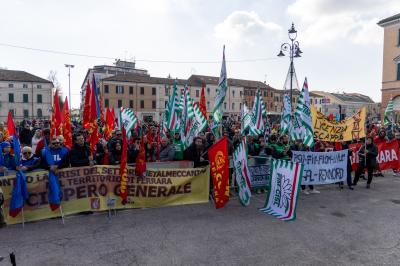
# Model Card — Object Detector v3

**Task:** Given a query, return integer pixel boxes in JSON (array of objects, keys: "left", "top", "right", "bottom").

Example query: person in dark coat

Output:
[
  {"left": 70, "top": 134, "right": 94, "bottom": 167},
  {"left": 339, "top": 142, "right": 354, "bottom": 190},
  {"left": 184, "top": 137, "right": 208, "bottom": 167},
  {"left": 353, "top": 136, "right": 378, "bottom": 188},
  {"left": 127, "top": 138, "right": 140, "bottom": 164},
  {"left": 109, "top": 140, "right": 122, "bottom": 165},
  {"left": 19, "top": 123, "right": 33, "bottom": 146}
]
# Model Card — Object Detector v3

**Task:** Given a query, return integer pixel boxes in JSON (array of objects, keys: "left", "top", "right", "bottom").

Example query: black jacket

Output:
[
  {"left": 358, "top": 143, "right": 378, "bottom": 168},
  {"left": 19, "top": 128, "right": 33, "bottom": 146},
  {"left": 184, "top": 144, "right": 209, "bottom": 168},
  {"left": 70, "top": 143, "right": 92, "bottom": 167},
  {"left": 109, "top": 150, "right": 122, "bottom": 165}
]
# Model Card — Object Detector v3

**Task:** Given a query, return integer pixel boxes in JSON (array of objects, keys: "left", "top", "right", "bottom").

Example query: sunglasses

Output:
[
  {"left": 23, "top": 152, "right": 32, "bottom": 155},
  {"left": 52, "top": 142, "right": 59, "bottom": 145}
]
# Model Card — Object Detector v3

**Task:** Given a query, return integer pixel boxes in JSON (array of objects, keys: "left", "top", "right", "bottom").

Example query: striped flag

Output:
[
  {"left": 120, "top": 108, "right": 138, "bottom": 138},
  {"left": 233, "top": 137, "right": 252, "bottom": 206},
  {"left": 180, "top": 86, "right": 195, "bottom": 148},
  {"left": 280, "top": 94, "right": 291, "bottom": 135},
  {"left": 299, "top": 78, "right": 314, "bottom": 147},
  {"left": 248, "top": 89, "right": 266, "bottom": 136},
  {"left": 240, "top": 103, "right": 252, "bottom": 135},
  {"left": 384, "top": 98, "right": 394, "bottom": 126},
  {"left": 212, "top": 45, "right": 228, "bottom": 130},
  {"left": 166, "top": 81, "right": 180, "bottom": 130}
]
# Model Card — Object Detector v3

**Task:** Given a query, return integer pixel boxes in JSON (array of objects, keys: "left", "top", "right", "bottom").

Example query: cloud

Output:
[
  {"left": 214, "top": 11, "right": 282, "bottom": 45},
  {"left": 287, "top": 0, "right": 400, "bottom": 46}
]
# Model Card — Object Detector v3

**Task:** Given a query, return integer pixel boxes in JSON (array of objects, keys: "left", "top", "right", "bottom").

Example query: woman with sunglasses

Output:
[{"left": 20, "top": 146, "right": 40, "bottom": 172}]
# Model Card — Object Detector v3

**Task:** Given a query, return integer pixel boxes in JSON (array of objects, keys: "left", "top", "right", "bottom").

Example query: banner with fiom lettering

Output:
[{"left": 292, "top": 150, "right": 348, "bottom": 185}]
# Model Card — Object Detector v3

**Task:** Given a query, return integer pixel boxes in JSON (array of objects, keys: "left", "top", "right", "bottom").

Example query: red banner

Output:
[
  {"left": 377, "top": 140, "right": 400, "bottom": 170},
  {"left": 208, "top": 136, "right": 229, "bottom": 209},
  {"left": 349, "top": 143, "right": 362, "bottom": 171},
  {"left": 350, "top": 140, "right": 400, "bottom": 171}
]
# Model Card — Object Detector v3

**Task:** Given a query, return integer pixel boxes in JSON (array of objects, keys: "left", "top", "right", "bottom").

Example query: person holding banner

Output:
[
  {"left": 353, "top": 136, "right": 378, "bottom": 189},
  {"left": 339, "top": 142, "right": 354, "bottom": 190}
]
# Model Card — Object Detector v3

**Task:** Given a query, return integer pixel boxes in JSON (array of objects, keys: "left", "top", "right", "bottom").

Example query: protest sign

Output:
[
  {"left": 292, "top": 150, "right": 348, "bottom": 185},
  {"left": 259, "top": 159, "right": 303, "bottom": 221},
  {"left": 311, "top": 106, "right": 366, "bottom": 142},
  {"left": 248, "top": 156, "right": 270, "bottom": 189},
  {"left": 0, "top": 165, "right": 210, "bottom": 225},
  {"left": 349, "top": 143, "right": 362, "bottom": 171}
]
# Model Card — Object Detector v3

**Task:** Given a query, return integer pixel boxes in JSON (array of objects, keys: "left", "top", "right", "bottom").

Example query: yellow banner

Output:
[
  {"left": 0, "top": 165, "right": 210, "bottom": 225},
  {"left": 311, "top": 106, "right": 366, "bottom": 142}
]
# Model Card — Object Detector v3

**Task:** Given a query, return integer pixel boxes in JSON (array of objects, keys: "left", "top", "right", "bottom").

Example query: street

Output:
[{"left": 1, "top": 174, "right": 400, "bottom": 266}]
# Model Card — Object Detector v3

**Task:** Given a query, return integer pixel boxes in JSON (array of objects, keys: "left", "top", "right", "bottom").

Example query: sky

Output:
[{"left": 0, "top": 0, "right": 399, "bottom": 108}]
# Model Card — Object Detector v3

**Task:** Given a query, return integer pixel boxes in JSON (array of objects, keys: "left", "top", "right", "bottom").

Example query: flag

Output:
[
  {"left": 240, "top": 104, "right": 252, "bottom": 135},
  {"left": 212, "top": 45, "right": 228, "bottom": 123},
  {"left": 120, "top": 108, "right": 138, "bottom": 138},
  {"left": 208, "top": 137, "right": 229, "bottom": 209},
  {"left": 248, "top": 89, "right": 266, "bottom": 136},
  {"left": 89, "top": 80, "right": 99, "bottom": 153},
  {"left": 104, "top": 108, "right": 113, "bottom": 140},
  {"left": 199, "top": 81, "right": 207, "bottom": 118},
  {"left": 98, "top": 88, "right": 105, "bottom": 124},
  {"left": 280, "top": 94, "right": 291, "bottom": 134},
  {"left": 119, "top": 125, "right": 129, "bottom": 204},
  {"left": 50, "top": 90, "right": 62, "bottom": 138},
  {"left": 8, "top": 111, "right": 29, "bottom": 217},
  {"left": 62, "top": 97, "right": 72, "bottom": 149},
  {"left": 44, "top": 139, "right": 62, "bottom": 210},
  {"left": 184, "top": 97, "right": 208, "bottom": 148},
  {"left": 111, "top": 108, "right": 116, "bottom": 130},
  {"left": 299, "top": 78, "right": 314, "bottom": 147},
  {"left": 166, "top": 81, "right": 179, "bottom": 130},
  {"left": 180, "top": 86, "right": 195, "bottom": 148},
  {"left": 83, "top": 80, "right": 91, "bottom": 129},
  {"left": 160, "top": 112, "right": 168, "bottom": 139},
  {"left": 232, "top": 138, "right": 252, "bottom": 206},
  {"left": 135, "top": 132, "right": 146, "bottom": 177},
  {"left": 259, "top": 159, "right": 303, "bottom": 221},
  {"left": 384, "top": 98, "right": 394, "bottom": 126},
  {"left": 92, "top": 74, "right": 101, "bottom": 118}
]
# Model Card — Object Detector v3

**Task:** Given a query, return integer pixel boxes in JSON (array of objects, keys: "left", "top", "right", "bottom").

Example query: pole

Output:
[{"left": 68, "top": 67, "right": 71, "bottom": 114}]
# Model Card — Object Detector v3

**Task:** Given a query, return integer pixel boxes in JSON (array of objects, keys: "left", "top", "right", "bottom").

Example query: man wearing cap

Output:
[
  {"left": 0, "top": 142, "right": 16, "bottom": 176},
  {"left": 173, "top": 132, "right": 184, "bottom": 161},
  {"left": 40, "top": 137, "right": 69, "bottom": 171},
  {"left": 20, "top": 146, "right": 40, "bottom": 172},
  {"left": 159, "top": 137, "right": 175, "bottom": 162}
]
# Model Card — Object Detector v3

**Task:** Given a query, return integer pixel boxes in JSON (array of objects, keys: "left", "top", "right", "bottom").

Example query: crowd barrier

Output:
[{"left": 0, "top": 164, "right": 209, "bottom": 225}]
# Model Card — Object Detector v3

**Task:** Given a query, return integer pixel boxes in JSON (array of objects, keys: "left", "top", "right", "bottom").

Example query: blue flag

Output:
[
  {"left": 92, "top": 74, "right": 100, "bottom": 117},
  {"left": 45, "top": 139, "right": 62, "bottom": 211}
]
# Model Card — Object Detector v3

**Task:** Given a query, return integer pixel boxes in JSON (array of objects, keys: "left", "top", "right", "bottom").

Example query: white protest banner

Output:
[{"left": 291, "top": 150, "right": 348, "bottom": 185}]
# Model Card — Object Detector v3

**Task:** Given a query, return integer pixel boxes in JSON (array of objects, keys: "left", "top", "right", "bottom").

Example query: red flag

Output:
[
  {"left": 50, "top": 90, "right": 62, "bottom": 138},
  {"left": 83, "top": 80, "right": 91, "bottom": 129},
  {"left": 104, "top": 108, "right": 112, "bottom": 140},
  {"left": 63, "top": 97, "right": 72, "bottom": 149},
  {"left": 349, "top": 143, "right": 362, "bottom": 171},
  {"left": 7, "top": 111, "right": 16, "bottom": 137},
  {"left": 208, "top": 136, "right": 229, "bottom": 209},
  {"left": 89, "top": 81, "right": 99, "bottom": 153},
  {"left": 119, "top": 125, "right": 129, "bottom": 204},
  {"left": 111, "top": 108, "right": 116, "bottom": 130},
  {"left": 98, "top": 90, "right": 105, "bottom": 124},
  {"left": 135, "top": 132, "right": 146, "bottom": 177},
  {"left": 377, "top": 140, "right": 400, "bottom": 171},
  {"left": 199, "top": 81, "right": 207, "bottom": 118}
]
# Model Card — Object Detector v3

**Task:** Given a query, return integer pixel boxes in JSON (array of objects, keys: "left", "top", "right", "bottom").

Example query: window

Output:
[
  {"left": 116, "top": 85, "right": 124, "bottom": 94},
  {"left": 232, "top": 90, "right": 235, "bottom": 97},
  {"left": 23, "top": 94, "right": 28, "bottom": 103},
  {"left": 152, "top": 101, "right": 156, "bottom": 109},
  {"left": 9, "top": 109, "right": 14, "bottom": 117},
  {"left": 165, "top": 86, "right": 169, "bottom": 96},
  {"left": 207, "top": 101, "right": 210, "bottom": 109},
  {"left": 270, "top": 102, "right": 273, "bottom": 109},
  {"left": 232, "top": 103, "right": 235, "bottom": 110},
  {"left": 274, "top": 106, "right": 277, "bottom": 112},
  {"left": 264, "top": 91, "right": 267, "bottom": 97},
  {"left": 165, "top": 101, "right": 168, "bottom": 108},
  {"left": 397, "top": 63, "right": 400, "bottom": 81},
  {"left": 129, "top": 100, "right": 134, "bottom": 108},
  {"left": 239, "top": 103, "right": 242, "bottom": 110},
  {"left": 23, "top": 109, "right": 29, "bottom": 118},
  {"left": 140, "top": 87, "right": 144, "bottom": 95},
  {"left": 129, "top": 86, "right": 133, "bottom": 95},
  {"left": 207, "top": 87, "right": 210, "bottom": 96},
  {"left": 224, "top": 102, "right": 227, "bottom": 110},
  {"left": 118, "top": 100, "right": 122, "bottom": 108},
  {"left": 140, "top": 100, "right": 144, "bottom": 108},
  {"left": 8, "top": 84, "right": 13, "bottom": 88},
  {"left": 23, "top": 84, "right": 28, "bottom": 89},
  {"left": 8, "top": 93, "right": 14, "bottom": 103},
  {"left": 37, "top": 84, "right": 42, "bottom": 89},
  {"left": 152, "top": 87, "right": 156, "bottom": 95},
  {"left": 104, "top": 85, "right": 109, "bottom": 93},
  {"left": 196, "top": 90, "right": 199, "bottom": 97},
  {"left": 105, "top": 99, "right": 109, "bottom": 107},
  {"left": 37, "top": 108, "right": 42, "bottom": 117},
  {"left": 240, "top": 91, "right": 243, "bottom": 97},
  {"left": 37, "top": 94, "right": 42, "bottom": 103}
]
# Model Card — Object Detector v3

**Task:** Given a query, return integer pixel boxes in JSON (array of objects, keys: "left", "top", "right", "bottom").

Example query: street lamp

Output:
[
  {"left": 64, "top": 64, "right": 74, "bottom": 113},
  {"left": 277, "top": 23, "right": 302, "bottom": 112}
]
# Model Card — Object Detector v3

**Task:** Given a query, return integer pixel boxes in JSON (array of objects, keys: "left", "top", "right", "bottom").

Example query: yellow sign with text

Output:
[
  {"left": 0, "top": 165, "right": 210, "bottom": 225},
  {"left": 311, "top": 106, "right": 366, "bottom": 142}
]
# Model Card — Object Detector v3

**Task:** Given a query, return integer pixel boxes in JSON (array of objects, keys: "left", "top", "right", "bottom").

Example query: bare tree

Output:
[{"left": 48, "top": 70, "right": 62, "bottom": 90}]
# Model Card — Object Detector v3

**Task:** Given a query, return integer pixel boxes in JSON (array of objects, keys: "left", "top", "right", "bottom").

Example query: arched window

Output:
[{"left": 37, "top": 108, "right": 43, "bottom": 117}]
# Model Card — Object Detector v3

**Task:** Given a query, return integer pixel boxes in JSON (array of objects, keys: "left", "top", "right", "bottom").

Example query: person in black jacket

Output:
[
  {"left": 353, "top": 137, "right": 378, "bottom": 189},
  {"left": 19, "top": 123, "right": 33, "bottom": 146},
  {"left": 70, "top": 134, "right": 94, "bottom": 167},
  {"left": 109, "top": 140, "right": 122, "bottom": 165},
  {"left": 339, "top": 142, "right": 354, "bottom": 190},
  {"left": 184, "top": 137, "right": 209, "bottom": 167}
]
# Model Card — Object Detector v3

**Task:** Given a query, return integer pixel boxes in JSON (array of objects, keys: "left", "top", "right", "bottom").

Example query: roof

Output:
[
  {"left": 187, "top": 74, "right": 276, "bottom": 89},
  {"left": 330, "top": 93, "right": 374, "bottom": 103},
  {"left": 0, "top": 69, "right": 52, "bottom": 83},
  {"left": 378, "top": 13, "right": 400, "bottom": 26},
  {"left": 103, "top": 73, "right": 187, "bottom": 86}
]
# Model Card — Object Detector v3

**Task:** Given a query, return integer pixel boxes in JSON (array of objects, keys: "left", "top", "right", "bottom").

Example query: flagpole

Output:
[
  {"left": 59, "top": 205, "right": 65, "bottom": 225},
  {"left": 21, "top": 207, "right": 25, "bottom": 229}
]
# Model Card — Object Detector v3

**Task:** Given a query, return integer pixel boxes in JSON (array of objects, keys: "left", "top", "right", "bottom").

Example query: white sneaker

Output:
[
  {"left": 309, "top": 189, "right": 320, "bottom": 194},
  {"left": 302, "top": 190, "right": 310, "bottom": 195}
]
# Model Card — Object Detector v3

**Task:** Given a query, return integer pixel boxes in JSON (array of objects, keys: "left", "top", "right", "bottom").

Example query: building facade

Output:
[
  {"left": 0, "top": 69, "right": 53, "bottom": 121},
  {"left": 378, "top": 13, "right": 400, "bottom": 121}
]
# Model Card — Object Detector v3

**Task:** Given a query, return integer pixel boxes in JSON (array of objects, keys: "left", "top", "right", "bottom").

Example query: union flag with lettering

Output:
[
  {"left": 208, "top": 136, "right": 229, "bottom": 209},
  {"left": 376, "top": 140, "right": 400, "bottom": 171}
]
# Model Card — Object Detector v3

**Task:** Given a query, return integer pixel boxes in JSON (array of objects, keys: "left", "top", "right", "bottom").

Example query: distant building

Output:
[
  {"left": 0, "top": 69, "right": 53, "bottom": 121},
  {"left": 378, "top": 13, "right": 400, "bottom": 121}
]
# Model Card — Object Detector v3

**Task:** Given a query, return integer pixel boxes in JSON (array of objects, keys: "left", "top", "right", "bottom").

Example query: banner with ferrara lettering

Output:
[
  {"left": 0, "top": 165, "right": 210, "bottom": 225},
  {"left": 292, "top": 150, "right": 348, "bottom": 185}
]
